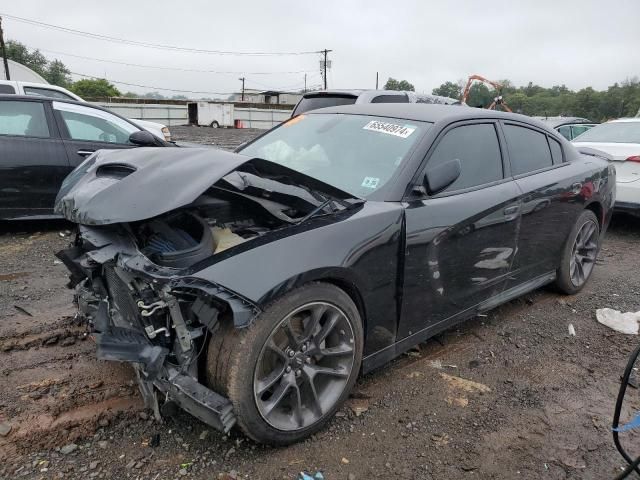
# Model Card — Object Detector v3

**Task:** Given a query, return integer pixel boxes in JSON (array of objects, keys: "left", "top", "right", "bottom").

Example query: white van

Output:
[{"left": 0, "top": 80, "right": 171, "bottom": 141}]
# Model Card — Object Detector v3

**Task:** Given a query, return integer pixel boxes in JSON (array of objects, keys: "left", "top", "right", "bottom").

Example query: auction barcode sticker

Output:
[{"left": 363, "top": 121, "right": 416, "bottom": 138}]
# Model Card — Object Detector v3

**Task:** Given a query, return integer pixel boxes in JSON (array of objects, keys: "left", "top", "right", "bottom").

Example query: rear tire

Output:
[
  {"left": 206, "top": 282, "right": 363, "bottom": 445},
  {"left": 210, "top": 121, "right": 219, "bottom": 128},
  {"left": 555, "top": 209, "right": 600, "bottom": 294}
]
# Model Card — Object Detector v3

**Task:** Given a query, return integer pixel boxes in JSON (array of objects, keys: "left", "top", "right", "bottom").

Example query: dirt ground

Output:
[{"left": 2, "top": 126, "right": 640, "bottom": 479}]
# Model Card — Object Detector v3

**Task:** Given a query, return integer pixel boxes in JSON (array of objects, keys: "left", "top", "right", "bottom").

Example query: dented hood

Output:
[{"left": 55, "top": 147, "right": 358, "bottom": 225}]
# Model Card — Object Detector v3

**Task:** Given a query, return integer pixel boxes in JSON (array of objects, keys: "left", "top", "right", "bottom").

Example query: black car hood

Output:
[{"left": 54, "top": 147, "right": 358, "bottom": 225}]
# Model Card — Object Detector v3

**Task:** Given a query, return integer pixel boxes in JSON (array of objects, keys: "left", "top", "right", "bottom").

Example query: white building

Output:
[{"left": 229, "top": 89, "right": 302, "bottom": 105}]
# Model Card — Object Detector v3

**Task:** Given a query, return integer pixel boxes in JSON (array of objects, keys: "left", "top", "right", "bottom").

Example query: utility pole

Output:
[
  {"left": 0, "top": 17, "right": 10, "bottom": 81},
  {"left": 322, "top": 49, "right": 332, "bottom": 90},
  {"left": 304, "top": 73, "right": 307, "bottom": 93},
  {"left": 238, "top": 77, "right": 245, "bottom": 101},
  {"left": 376, "top": 72, "right": 379, "bottom": 89}
]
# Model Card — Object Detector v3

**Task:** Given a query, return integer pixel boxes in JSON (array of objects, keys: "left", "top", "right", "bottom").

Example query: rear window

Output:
[
  {"left": 371, "top": 94, "right": 408, "bottom": 103},
  {"left": 24, "top": 86, "right": 76, "bottom": 101},
  {"left": 573, "top": 122, "right": 640, "bottom": 143},
  {"left": 0, "top": 84, "right": 16, "bottom": 94},
  {"left": 292, "top": 95, "right": 357, "bottom": 116}
]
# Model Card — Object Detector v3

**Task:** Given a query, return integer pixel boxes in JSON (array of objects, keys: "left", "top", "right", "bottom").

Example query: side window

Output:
[
  {"left": 426, "top": 123, "right": 503, "bottom": 192},
  {"left": 503, "top": 124, "right": 553, "bottom": 175},
  {"left": 24, "top": 86, "right": 76, "bottom": 101},
  {"left": 0, "top": 84, "right": 16, "bottom": 94},
  {"left": 548, "top": 137, "right": 563, "bottom": 164},
  {"left": 53, "top": 101, "right": 138, "bottom": 144},
  {"left": 0, "top": 100, "right": 50, "bottom": 137},
  {"left": 571, "top": 125, "right": 591, "bottom": 139},
  {"left": 557, "top": 125, "right": 572, "bottom": 140},
  {"left": 371, "top": 94, "right": 409, "bottom": 104}
]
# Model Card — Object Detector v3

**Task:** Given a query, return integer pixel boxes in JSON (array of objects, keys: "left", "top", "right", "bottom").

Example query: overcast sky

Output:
[{"left": 2, "top": 0, "right": 639, "bottom": 97}]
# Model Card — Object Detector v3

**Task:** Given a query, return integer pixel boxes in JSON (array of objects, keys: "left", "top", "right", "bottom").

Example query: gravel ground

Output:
[{"left": 1, "top": 127, "right": 640, "bottom": 479}]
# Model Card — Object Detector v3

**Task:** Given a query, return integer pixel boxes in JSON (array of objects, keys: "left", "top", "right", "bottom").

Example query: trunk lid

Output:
[{"left": 573, "top": 141, "right": 640, "bottom": 183}]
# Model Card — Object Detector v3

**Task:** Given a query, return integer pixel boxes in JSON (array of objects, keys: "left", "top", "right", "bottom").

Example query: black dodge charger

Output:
[{"left": 55, "top": 104, "right": 614, "bottom": 445}]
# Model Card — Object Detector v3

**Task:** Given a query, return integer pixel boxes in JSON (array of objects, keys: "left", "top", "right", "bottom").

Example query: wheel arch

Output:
[
  {"left": 255, "top": 268, "right": 369, "bottom": 335},
  {"left": 585, "top": 200, "right": 603, "bottom": 228}
]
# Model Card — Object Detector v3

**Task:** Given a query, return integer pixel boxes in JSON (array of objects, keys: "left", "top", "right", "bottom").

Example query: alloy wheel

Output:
[
  {"left": 569, "top": 219, "right": 598, "bottom": 287},
  {"left": 253, "top": 302, "right": 356, "bottom": 431}
]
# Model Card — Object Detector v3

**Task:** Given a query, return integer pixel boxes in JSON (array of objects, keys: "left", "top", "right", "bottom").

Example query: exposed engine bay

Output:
[{"left": 53, "top": 147, "right": 363, "bottom": 435}]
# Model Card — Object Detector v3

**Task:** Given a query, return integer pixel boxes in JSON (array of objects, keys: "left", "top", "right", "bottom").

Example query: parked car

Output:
[
  {"left": 55, "top": 104, "right": 613, "bottom": 445},
  {"left": 534, "top": 116, "right": 597, "bottom": 140},
  {"left": 291, "top": 89, "right": 460, "bottom": 116},
  {"left": 0, "top": 95, "right": 171, "bottom": 220},
  {"left": 572, "top": 118, "right": 640, "bottom": 216},
  {"left": 0, "top": 80, "right": 171, "bottom": 141}
]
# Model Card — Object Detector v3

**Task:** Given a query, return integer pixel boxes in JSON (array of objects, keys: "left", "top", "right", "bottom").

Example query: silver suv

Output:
[{"left": 291, "top": 89, "right": 460, "bottom": 116}]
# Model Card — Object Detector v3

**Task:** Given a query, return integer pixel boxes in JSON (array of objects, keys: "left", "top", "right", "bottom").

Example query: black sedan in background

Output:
[
  {"left": 55, "top": 104, "right": 614, "bottom": 445},
  {"left": 0, "top": 95, "right": 167, "bottom": 220}
]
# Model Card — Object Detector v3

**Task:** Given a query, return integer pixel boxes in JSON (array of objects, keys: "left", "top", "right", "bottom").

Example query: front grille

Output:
[{"left": 104, "top": 266, "right": 142, "bottom": 329}]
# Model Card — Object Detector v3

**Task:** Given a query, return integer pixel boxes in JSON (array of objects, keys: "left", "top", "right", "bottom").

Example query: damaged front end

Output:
[
  {"left": 54, "top": 147, "right": 362, "bottom": 433},
  {"left": 58, "top": 224, "right": 258, "bottom": 433}
]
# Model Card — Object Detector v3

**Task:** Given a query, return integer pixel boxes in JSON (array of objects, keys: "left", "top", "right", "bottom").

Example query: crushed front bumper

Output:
[{"left": 57, "top": 226, "right": 260, "bottom": 434}]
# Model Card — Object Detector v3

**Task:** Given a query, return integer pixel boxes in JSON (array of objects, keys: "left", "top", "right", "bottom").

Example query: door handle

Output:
[
  {"left": 77, "top": 149, "right": 95, "bottom": 157},
  {"left": 503, "top": 205, "right": 520, "bottom": 215}
]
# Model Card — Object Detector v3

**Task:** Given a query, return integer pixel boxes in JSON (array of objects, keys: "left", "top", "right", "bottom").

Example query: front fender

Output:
[{"left": 189, "top": 201, "right": 405, "bottom": 356}]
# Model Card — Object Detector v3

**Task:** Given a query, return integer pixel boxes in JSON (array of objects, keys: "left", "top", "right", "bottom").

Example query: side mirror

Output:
[
  {"left": 424, "top": 158, "right": 461, "bottom": 195},
  {"left": 129, "top": 130, "right": 159, "bottom": 147}
]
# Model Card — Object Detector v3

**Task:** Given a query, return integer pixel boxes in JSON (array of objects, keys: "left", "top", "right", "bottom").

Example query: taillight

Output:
[{"left": 627, "top": 156, "right": 640, "bottom": 162}]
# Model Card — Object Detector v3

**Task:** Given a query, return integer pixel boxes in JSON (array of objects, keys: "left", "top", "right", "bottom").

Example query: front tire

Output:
[
  {"left": 210, "top": 121, "right": 219, "bottom": 128},
  {"left": 206, "top": 282, "right": 363, "bottom": 445},
  {"left": 555, "top": 209, "right": 600, "bottom": 294}
]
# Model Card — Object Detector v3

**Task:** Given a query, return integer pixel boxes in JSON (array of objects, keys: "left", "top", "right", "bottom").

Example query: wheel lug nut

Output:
[
  {"left": 301, "top": 344, "right": 307, "bottom": 352},
  {"left": 288, "top": 350, "right": 295, "bottom": 357},
  {"left": 305, "top": 357, "right": 311, "bottom": 364},
  {"left": 285, "top": 366, "right": 292, "bottom": 373},
  {"left": 295, "top": 369, "right": 301, "bottom": 377}
]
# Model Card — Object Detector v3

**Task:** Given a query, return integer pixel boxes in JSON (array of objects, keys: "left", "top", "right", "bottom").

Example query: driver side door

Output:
[
  {"left": 398, "top": 121, "right": 522, "bottom": 341},
  {"left": 52, "top": 101, "right": 139, "bottom": 167}
]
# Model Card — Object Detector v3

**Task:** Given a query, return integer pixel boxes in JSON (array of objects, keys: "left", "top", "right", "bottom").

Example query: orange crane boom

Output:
[{"left": 460, "top": 74, "right": 512, "bottom": 112}]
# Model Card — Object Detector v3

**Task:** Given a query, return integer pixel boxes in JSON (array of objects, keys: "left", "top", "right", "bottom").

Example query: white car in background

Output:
[
  {"left": 0, "top": 80, "right": 171, "bottom": 141},
  {"left": 572, "top": 118, "right": 640, "bottom": 216}
]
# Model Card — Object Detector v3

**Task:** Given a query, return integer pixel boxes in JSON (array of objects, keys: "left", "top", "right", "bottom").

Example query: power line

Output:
[
  {"left": 29, "top": 46, "right": 317, "bottom": 75},
  {"left": 1, "top": 13, "right": 321, "bottom": 56},
  {"left": 71, "top": 71, "right": 309, "bottom": 96}
]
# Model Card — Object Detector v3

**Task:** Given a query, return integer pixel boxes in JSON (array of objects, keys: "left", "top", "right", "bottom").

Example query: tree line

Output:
[
  {"left": 4, "top": 40, "right": 639, "bottom": 118},
  {"left": 432, "top": 78, "right": 640, "bottom": 121}
]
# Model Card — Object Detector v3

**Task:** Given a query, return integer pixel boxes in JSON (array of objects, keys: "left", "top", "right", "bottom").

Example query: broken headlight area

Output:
[{"left": 57, "top": 216, "right": 261, "bottom": 434}]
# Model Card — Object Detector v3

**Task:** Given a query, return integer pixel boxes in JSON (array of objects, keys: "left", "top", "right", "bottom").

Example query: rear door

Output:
[
  {"left": 0, "top": 98, "right": 70, "bottom": 218},
  {"left": 502, "top": 122, "right": 584, "bottom": 287},
  {"left": 399, "top": 121, "right": 521, "bottom": 340},
  {"left": 51, "top": 101, "right": 139, "bottom": 167}
]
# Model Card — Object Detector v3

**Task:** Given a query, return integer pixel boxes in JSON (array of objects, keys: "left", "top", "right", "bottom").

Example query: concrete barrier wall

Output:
[
  {"left": 234, "top": 108, "right": 292, "bottom": 129},
  {"left": 91, "top": 102, "right": 188, "bottom": 126},
  {"left": 94, "top": 103, "right": 292, "bottom": 129}
]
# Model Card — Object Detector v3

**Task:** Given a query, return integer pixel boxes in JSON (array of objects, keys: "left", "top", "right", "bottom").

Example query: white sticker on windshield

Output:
[
  {"left": 361, "top": 177, "right": 380, "bottom": 189},
  {"left": 363, "top": 121, "right": 416, "bottom": 138}
]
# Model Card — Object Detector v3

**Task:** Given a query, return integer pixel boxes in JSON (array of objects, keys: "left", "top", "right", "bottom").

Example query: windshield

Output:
[
  {"left": 292, "top": 95, "right": 357, "bottom": 116},
  {"left": 238, "top": 113, "right": 429, "bottom": 198},
  {"left": 573, "top": 122, "right": 640, "bottom": 143}
]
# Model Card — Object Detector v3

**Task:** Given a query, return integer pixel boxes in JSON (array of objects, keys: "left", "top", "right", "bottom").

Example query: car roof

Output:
[
  {"left": 307, "top": 103, "right": 549, "bottom": 127},
  {"left": 0, "top": 94, "right": 140, "bottom": 125},
  {"left": 533, "top": 116, "right": 595, "bottom": 127},
  {"left": 609, "top": 117, "right": 640, "bottom": 123},
  {"left": 1, "top": 94, "right": 117, "bottom": 113}
]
